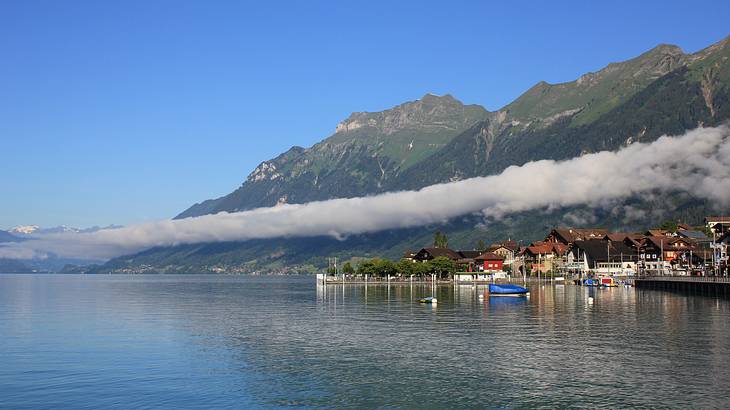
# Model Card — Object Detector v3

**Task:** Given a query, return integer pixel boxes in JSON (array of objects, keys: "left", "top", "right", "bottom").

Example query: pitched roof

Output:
[
  {"left": 487, "top": 244, "right": 515, "bottom": 253},
  {"left": 521, "top": 243, "right": 568, "bottom": 256},
  {"left": 415, "top": 247, "right": 461, "bottom": 260},
  {"left": 475, "top": 252, "right": 504, "bottom": 261},
  {"left": 646, "top": 229, "right": 673, "bottom": 237},
  {"left": 604, "top": 233, "right": 643, "bottom": 242},
  {"left": 705, "top": 216, "right": 730, "bottom": 224},
  {"left": 572, "top": 239, "right": 637, "bottom": 262},
  {"left": 642, "top": 236, "right": 692, "bottom": 251},
  {"left": 550, "top": 227, "right": 609, "bottom": 243},
  {"left": 498, "top": 240, "right": 519, "bottom": 251},
  {"left": 551, "top": 243, "right": 570, "bottom": 256},
  {"left": 458, "top": 250, "right": 483, "bottom": 259},
  {"left": 676, "top": 229, "right": 709, "bottom": 240}
]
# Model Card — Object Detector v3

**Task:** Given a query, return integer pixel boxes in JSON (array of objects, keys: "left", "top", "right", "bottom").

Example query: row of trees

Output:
[{"left": 342, "top": 256, "right": 457, "bottom": 279}]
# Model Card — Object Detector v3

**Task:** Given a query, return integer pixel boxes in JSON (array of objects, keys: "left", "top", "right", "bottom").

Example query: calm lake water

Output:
[{"left": 1, "top": 274, "right": 729, "bottom": 409}]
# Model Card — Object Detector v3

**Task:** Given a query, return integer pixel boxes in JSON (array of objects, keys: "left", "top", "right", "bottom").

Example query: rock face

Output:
[
  {"left": 176, "top": 93, "right": 489, "bottom": 218},
  {"left": 178, "top": 35, "right": 730, "bottom": 221}
]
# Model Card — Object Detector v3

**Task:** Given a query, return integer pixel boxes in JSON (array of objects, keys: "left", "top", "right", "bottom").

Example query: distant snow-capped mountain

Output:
[
  {"left": 8, "top": 224, "right": 123, "bottom": 236},
  {"left": 9, "top": 225, "right": 40, "bottom": 235}
]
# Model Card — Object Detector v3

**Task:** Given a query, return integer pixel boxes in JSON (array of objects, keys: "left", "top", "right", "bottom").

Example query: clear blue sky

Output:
[{"left": 1, "top": 0, "right": 729, "bottom": 229}]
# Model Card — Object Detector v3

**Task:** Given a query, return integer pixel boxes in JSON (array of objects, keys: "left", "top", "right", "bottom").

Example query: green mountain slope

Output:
[
  {"left": 96, "top": 35, "right": 730, "bottom": 274},
  {"left": 177, "top": 94, "right": 488, "bottom": 218},
  {"left": 504, "top": 44, "right": 688, "bottom": 127}
]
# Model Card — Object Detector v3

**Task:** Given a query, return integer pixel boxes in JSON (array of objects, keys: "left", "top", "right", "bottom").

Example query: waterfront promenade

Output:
[{"left": 635, "top": 275, "right": 730, "bottom": 297}]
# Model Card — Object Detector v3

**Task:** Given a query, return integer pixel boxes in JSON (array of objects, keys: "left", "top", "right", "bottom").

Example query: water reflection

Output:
[{"left": 1, "top": 275, "right": 730, "bottom": 409}]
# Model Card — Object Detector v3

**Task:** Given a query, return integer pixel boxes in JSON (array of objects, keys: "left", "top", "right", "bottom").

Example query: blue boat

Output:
[
  {"left": 488, "top": 284, "right": 529, "bottom": 296},
  {"left": 583, "top": 278, "right": 599, "bottom": 287}
]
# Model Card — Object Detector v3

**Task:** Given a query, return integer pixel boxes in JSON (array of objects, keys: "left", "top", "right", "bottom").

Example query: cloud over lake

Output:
[{"left": 3, "top": 125, "right": 730, "bottom": 260}]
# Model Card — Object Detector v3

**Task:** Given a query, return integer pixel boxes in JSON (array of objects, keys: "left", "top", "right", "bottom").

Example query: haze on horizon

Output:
[{"left": 2, "top": 1, "right": 730, "bottom": 229}]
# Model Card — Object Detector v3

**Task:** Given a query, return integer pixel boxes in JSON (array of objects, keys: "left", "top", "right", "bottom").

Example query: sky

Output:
[{"left": 1, "top": 0, "right": 729, "bottom": 229}]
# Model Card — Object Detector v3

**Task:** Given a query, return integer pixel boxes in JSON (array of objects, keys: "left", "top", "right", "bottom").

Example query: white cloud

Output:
[{"left": 2, "top": 125, "right": 729, "bottom": 261}]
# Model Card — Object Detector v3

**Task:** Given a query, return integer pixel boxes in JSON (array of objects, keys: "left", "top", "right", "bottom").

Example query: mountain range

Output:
[{"left": 79, "top": 35, "right": 730, "bottom": 273}]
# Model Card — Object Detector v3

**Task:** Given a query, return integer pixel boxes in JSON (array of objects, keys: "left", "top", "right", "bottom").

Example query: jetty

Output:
[{"left": 634, "top": 275, "right": 730, "bottom": 297}]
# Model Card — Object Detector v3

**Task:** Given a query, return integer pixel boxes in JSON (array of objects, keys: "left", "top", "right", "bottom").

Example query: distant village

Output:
[{"left": 331, "top": 216, "right": 730, "bottom": 281}]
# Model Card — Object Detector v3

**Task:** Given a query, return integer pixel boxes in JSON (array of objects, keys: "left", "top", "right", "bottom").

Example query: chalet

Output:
[
  {"left": 412, "top": 248, "right": 461, "bottom": 262},
  {"left": 545, "top": 228, "right": 609, "bottom": 245},
  {"left": 475, "top": 252, "right": 504, "bottom": 272},
  {"left": 640, "top": 236, "right": 700, "bottom": 262},
  {"left": 402, "top": 250, "right": 417, "bottom": 262},
  {"left": 487, "top": 243, "right": 516, "bottom": 264},
  {"left": 569, "top": 239, "right": 638, "bottom": 275},
  {"left": 454, "top": 250, "right": 484, "bottom": 272},
  {"left": 521, "top": 242, "right": 570, "bottom": 274}
]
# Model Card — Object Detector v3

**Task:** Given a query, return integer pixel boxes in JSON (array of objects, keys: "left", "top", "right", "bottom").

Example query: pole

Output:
[{"left": 660, "top": 239, "right": 664, "bottom": 276}]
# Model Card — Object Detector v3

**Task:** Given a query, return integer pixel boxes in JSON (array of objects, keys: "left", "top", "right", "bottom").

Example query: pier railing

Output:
[{"left": 636, "top": 275, "right": 730, "bottom": 283}]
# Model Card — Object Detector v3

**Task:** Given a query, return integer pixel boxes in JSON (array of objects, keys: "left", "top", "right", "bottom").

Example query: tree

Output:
[
  {"left": 659, "top": 220, "right": 678, "bottom": 232},
  {"left": 375, "top": 259, "right": 397, "bottom": 277},
  {"left": 429, "top": 256, "right": 456, "bottom": 279},
  {"left": 476, "top": 239, "right": 486, "bottom": 252},
  {"left": 342, "top": 262, "right": 354, "bottom": 274},
  {"left": 356, "top": 260, "right": 377, "bottom": 277},
  {"left": 396, "top": 259, "right": 415, "bottom": 277},
  {"left": 433, "top": 230, "right": 449, "bottom": 248},
  {"left": 413, "top": 261, "right": 431, "bottom": 277}
]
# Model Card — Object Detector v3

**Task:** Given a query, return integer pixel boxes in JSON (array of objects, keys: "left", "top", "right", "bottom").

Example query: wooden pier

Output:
[{"left": 634, "top": 276, "right": 730, "bottom": 297}]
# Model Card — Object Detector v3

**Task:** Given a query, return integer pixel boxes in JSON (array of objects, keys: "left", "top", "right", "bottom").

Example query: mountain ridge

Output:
[
  {"left": 177, "top": 35, "right": 730, "bottom": 220},
  {"left": 89, "top": 35, "right": 730, "bottom": 273}
]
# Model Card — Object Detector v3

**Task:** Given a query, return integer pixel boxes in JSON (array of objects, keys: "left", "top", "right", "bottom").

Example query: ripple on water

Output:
[{"left": 1, "top": 275, "right": 729, "bottom": 409}]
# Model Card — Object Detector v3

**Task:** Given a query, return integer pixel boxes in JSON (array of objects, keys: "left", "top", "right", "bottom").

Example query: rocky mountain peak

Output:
[{"left": 335, "top": 93, "right": 486, "bottom": 135}]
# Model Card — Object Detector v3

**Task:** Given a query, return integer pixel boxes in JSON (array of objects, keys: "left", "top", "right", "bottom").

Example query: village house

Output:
[
  {"left": 412, "top": 247, "right": 462, "bottom": 262},
  {"left": 520, "top": 242, "right": 569, "bottom": 274},
  {"left": 568, "top": 239, "right": 639, "bottom": 275},
  {"left": 453, "top": 251, "right": 506, "bottom": 282},
  {"left": 475, "top": 252, "right": 504, "bottom": 272},
  {"left": 487, "top": 240, "right": 519, "bottom": 265},
  {"left": 402, "top": 250, "right": 417, "bottom": 262},
  {"left": 645, "top": 229, "right": 675, "bottom": 237},
  {"left": 545, "top": 227, "right": 609, "bottom": 246}
]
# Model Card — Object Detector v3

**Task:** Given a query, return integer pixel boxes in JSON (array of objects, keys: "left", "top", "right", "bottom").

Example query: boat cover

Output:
[{"left": 488, "top": 284, "right": 529, "bottom": 295}]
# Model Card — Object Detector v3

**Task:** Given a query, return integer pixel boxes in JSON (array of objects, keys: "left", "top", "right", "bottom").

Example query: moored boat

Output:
[
  {"left": 600, "top": 277, "right": 618, "bottom": 287},
  {"left": 488, "top": 284, "right": 529, "bottom": 296},
  {"left": 418, "top": 296, "right": 438, "bottom": 303}
]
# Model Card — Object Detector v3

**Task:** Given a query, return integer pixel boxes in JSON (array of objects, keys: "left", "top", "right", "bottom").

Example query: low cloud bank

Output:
[{"left": 3, "top": 125, "right": 730, "bottom": 260}]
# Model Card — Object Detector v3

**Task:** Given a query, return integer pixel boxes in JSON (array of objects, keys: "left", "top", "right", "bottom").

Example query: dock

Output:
[{"left": 634, "top": 276, "right": 730, "bottom": 297}]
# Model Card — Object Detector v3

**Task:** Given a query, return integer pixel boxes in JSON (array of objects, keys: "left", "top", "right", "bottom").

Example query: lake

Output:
[{"left": 1, "top": 274, "right": 729, "bottom": 409}]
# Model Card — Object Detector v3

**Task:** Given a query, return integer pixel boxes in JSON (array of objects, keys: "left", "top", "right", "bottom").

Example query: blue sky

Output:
[{"left": 1, "top": 0, "right": 729, "bottom": 229}]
